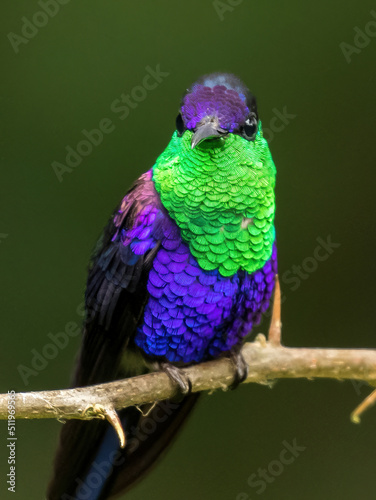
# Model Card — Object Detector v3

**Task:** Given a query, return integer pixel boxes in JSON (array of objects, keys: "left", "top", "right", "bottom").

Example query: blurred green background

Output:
[{"left": 1, "top": 1, "right": 376, "bottom": 498}]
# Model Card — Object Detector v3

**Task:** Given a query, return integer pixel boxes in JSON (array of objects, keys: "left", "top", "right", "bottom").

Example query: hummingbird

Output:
[{"left": 47, "top": 73, "right": 277, "bottom": 500}]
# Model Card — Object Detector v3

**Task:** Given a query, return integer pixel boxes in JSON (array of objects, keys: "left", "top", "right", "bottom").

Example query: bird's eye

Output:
[
  {"left": 176, "top": 113, "right": 185, "bottom": 137},
  {"left": 242, "top": 114, "right": 258, "bottom": 141}
]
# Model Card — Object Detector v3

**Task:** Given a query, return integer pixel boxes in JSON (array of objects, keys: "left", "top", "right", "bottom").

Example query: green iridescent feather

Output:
[{"left": 153, "top": 123, "right": 276, "bottom": 277}]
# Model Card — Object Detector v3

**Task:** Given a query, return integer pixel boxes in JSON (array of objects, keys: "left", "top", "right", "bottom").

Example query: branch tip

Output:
[
  {"left": 268, "top": 275, "right": 282, "bottom": 345},
  {"left": 81, "top": 403, "right": 126, "bottom": 448},
  {"left": 104, "top": 407, "right": 126, "bottom": 449},
  {"left": 350, "top": 388, "right": 376, "bottom": 424},
  {"left": 135, "top": 402, "right": 158, "bottom": 417},
  {"left": 255, "top": 333, "right": 267, "bottom": 347}
]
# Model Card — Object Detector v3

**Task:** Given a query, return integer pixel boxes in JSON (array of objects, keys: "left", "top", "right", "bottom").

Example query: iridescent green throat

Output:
[{"left": 152, "top": 125, "right": 276, "bottom": 277}]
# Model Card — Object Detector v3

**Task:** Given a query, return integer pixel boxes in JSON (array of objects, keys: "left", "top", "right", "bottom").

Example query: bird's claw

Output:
[
  {"left": 229, "top": 348, "right": 248, "bottom": 390},
  {"left": 158, "top": 362, "right": 192, "bottom": 401}
]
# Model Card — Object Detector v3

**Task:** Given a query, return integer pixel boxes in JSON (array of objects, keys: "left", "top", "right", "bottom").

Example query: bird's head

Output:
[
  {"left": 176, "top": 73, "right": 258, "bottom": 149},
  {"left": 153, "top": 73, "right": 275, "bottom": 277}
]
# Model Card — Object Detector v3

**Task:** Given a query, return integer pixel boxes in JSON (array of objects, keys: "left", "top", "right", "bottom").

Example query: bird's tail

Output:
[{"left": 46, "top": 394, "right": 199, "bottom": 500}]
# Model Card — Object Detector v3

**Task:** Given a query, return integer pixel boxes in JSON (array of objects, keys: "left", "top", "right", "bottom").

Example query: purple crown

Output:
[{"left": 181, "top": 82, "right": 250, "bottom": 133}]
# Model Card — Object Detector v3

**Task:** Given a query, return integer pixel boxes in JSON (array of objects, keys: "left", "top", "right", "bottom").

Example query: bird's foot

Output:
[
  {"left": 157, "top": 362, "right": 192, "bottom": 402},
  {"left": 228, "top": 347, "right": 248, "bottom": 390}
]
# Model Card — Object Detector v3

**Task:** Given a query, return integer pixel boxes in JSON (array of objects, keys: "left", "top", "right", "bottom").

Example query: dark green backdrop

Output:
[{"left": 1, "top": 1, "right": 376, "bottom": 499}]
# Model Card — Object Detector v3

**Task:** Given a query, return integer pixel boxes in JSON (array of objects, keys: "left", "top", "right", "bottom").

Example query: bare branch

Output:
[{"left": 2, "top": 339, "right": 376, "bottom": 424}]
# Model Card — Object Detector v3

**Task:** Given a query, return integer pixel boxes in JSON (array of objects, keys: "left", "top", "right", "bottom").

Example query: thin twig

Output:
[
  {"left": 351, "top": 388, "right": 376, "bottom": 423},
  {"left": 79, "top": 403, "right": 126, "bottom": 448},
  {"left": 268, "top": 275, "right": 282, "bottom": 345}
]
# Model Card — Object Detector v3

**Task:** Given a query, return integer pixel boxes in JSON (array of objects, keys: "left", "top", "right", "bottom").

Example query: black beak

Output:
[{"left": 191, "top": 117, "right": 228, "bottom": 149}]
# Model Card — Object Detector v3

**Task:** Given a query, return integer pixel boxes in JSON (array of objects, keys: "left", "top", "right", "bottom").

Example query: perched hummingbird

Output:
[{"left": 47, "top": 73, "right": 277, "bottom": 500}]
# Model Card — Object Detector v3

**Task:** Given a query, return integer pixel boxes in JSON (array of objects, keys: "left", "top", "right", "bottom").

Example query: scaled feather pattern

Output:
[
  {"left": 109, "top": 170, "right": 277, "bottom": 363},
  {"left": 47, "top": 72, "right": 278, "bottom": 500},
  {"left": 182, "top": 84, "right": 249, "bottom": 131}
]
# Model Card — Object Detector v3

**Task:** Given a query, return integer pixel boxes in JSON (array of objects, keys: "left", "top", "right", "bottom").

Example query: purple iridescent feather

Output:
[
  {"left": 181, "top": 84, "right": 249, "bottom": 132},
  {"left": 110, "top": 170, "right": 277, "bottom": 364},
  {"left": 47, "top": 72, "right": 277, "bottom": 500}
]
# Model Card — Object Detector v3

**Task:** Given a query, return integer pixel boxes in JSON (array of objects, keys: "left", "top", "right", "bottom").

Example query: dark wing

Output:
[
  {"left": 47, "top": 170, "right": 168, "bottom": 499},
  {"left": 73, "top": 170, "right": 166, "bottom": 386}
]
